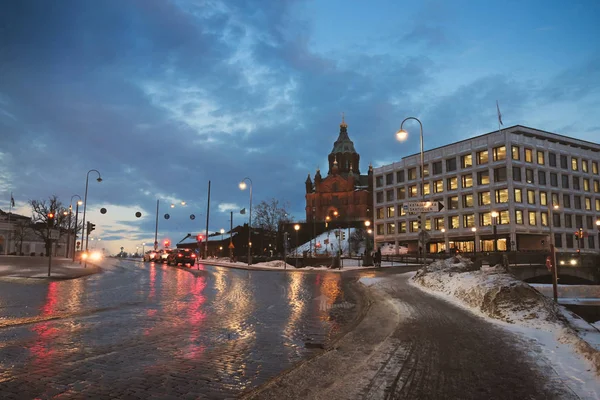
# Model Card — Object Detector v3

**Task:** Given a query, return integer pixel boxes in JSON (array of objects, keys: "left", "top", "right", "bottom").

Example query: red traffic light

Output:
[
  {"left": 48, "top": 212, "right": 54, "bottom": 219},
  {"left": 196, "top": 234, "right": 204, "bottom": 242},
  {"left": 164, "top": 240, "right": 170, "bottom": 247}
]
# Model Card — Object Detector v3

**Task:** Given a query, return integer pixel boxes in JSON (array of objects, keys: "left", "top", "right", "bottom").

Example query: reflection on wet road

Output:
[{"left": 0, "top": 260, "right": 372, "bottom": 398}]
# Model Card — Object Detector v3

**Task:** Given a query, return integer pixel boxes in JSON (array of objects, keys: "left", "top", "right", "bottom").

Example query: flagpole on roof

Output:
[{"left": 496, "top": 100, "right": 504, "bottom": 135}]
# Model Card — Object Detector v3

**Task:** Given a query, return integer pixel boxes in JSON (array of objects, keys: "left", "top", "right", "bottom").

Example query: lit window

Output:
[
  {"left": 582, "top": 160, "right": 588, "bottom": 173},
  {"left": 399, "top": 221, "right": 406, "bottom": 233},
  {"left": 540, "top": 192, "right": 547, "bottom": 206},
  {"left": 537, "top": 150, "right": 545, "bottom": 165},
  {"left": 463, "top": 194, "right": 474, "bottom": 208},
  {"left": 515, "top": 210, "right": 524, "bottom": 224},
  {"left": 495, "top": 189, "right": 509, "bottom": 203},
  {"left": 387, "top": 223, "right": 396, "bottom": 234},
  {"left": 423, "top": 183, "right": 431, "bottom": 196},
  {"left": 593, "top": 161, "right": 599, "bottom": 175},
  {"left": 479, "top": 212, "right": 491, "bottom": 226},
  {"left": 499, "top": 210, "right": 510, "bottom": 225},
  {"left": 434, "top": 217, "right": 444, "bottom": 230},
  {"left": 449, "top": 196, "right": 459, "bottom": 210},
  {"left": 477, "top": 150, "right": 488, "bottom": 165},
  {"left": 386, "top": 206, "right": 395, "bottom": 218},
  {"left": 572, "top": 158, "right": 578, "bottom": 171},
  {"left": 528, "top": 211, "right": 537, "bottom": 225},
  {"left": 461, "top": 154, "right": 472, "bottom": 168},
  {"left": 525, "top": 148, "right": 533, "bottom": 163},
  {"left": 462, "top": 174, "right": 473, "bottom": 188},
  {"left": 541, "top": 212, "right": 548, "bottom": 226},
  {"left": 433, "top": 180, "right": 444, "bottom": 193},
  {"left": 583, "top": 179, "right": 590, "bottom": 192},
  {"left": 376, "top": 208, "right": 384, "bottom": 219},
  {"left": 514, "top": 188, "right": 522, "bottom": 203},
  {"left": 478, "top": 191, "right": 491, "bottom": 206},
  {"left": 585, "top": 197, "right": 592, "bottom": 210},
  {"left": 447, "top": 177, "right": 458, "bottom": 190},
  {"left": 450, "top": 215, "right": 459, "bottom": 229},
  {"left": 463, "top": 214, "right": 475, "bottom": 228},
  {"left": 409, "top": 185, "right": 418, "bottom": 197},
  {"left": 527, "top": 190, "right": 536, "bottom": 205},
  {"left": 477, "top": 170, "right": 490, "bottom": 185},
  {"left": 493, "top": 146, "right": 506, "bottom": 161},
  {"left": 511, "top": 145, "right": 520, "bottom": 160},
  {"left": 410, "top": 221, "right": 419, "bottom": 232}
]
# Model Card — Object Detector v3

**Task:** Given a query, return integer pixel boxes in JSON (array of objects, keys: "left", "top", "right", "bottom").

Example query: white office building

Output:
[{"left": 372, "top": 125, "right": 600, "bottom": 254}]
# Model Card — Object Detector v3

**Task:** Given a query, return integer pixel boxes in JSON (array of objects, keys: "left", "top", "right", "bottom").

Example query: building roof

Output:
[{"left": 330, "top": 122, "right": 357, "bottom": 154}]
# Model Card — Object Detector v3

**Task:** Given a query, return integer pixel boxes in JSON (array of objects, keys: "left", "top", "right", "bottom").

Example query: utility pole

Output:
[{"left": 204, "top": 181, "right": 211, "bottom": 259}]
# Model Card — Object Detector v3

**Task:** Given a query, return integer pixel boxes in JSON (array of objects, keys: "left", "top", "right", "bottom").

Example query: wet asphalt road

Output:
[{"left": 0, "top": 260, "right": 372, "bottom": 399}]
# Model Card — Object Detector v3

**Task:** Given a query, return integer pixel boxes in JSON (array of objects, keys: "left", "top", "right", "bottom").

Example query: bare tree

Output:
[
  {"left": 29, "top": 195, "right": 69, "bottom": 256},
  {"left": 12, "top": 219, "right": 29, "bottom": 255},
  {"left": 253, "top": 198, "right": 292, "bottom": 252},
  {"left": 349, "top": 228, "right": 367, "bottom": 255}
]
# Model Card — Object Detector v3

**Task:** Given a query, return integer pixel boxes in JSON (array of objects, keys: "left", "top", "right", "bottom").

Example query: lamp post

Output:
[
  {"left": 471, "top": 227, "right": 477, "bottom": 253},
  {"left": 142, "top": 242, "right": 146, "bottom": 254},
  {"left": 491, "top": 211, "right": 499, "bottom": 252},
  {"left": 549, "top": 203, "right": 559, "bottom": 302},
  {"left": 81, "top": 169, "right": 102, "bottom": 266},
  {"left": 596, "top": 219, "right": 600, "bottom": 250},
  {"left": 294, "top": 224, "right": 300, "bottom": 268},
  {"left": 364, "top": 220, "right": 373, "bottom": 266},
  {"left": 441, "top": 228, "right": 447, "bottom": 253},
  {"left": 70, "top": 197, "right": 83, "bottom": 261},
  {"left": 396, "top": 117, "right": 425, "bottom": 258},
  {"left": 220, "top": 228, "right": 225, "bottom": 256},
  {"left": 311, "top": 207, "right": 316, "bottom": 257},
  {"left": 239, "top": 177, "right": 253, "bottom": 266}
]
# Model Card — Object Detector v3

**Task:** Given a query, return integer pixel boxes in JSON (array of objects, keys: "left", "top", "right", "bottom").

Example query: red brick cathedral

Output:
[{"left": 305, "top": 117, "right": 373, "bottom": 224}]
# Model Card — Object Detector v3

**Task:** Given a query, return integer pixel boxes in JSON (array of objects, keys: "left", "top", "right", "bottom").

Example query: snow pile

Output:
[{"left": 412, "top": 256, "right": 600, "bottom": 373}]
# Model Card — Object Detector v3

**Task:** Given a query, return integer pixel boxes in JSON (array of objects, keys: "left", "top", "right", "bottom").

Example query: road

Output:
[
  {"left": 247, "top": 273, "right": 583, "bottom": 400},
  {"left": 0, "top": 259, "right": 368, "bottom": 399}
]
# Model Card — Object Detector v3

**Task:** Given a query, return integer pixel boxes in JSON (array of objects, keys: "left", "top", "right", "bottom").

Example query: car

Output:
[
  {"left": 166, "top": 248, "right": 196, "bottom": 266},
  {"left": 143, "top": 250, "right": 158, "bottom": 262},
  {"left": 156, "top": 249, "right": 173, "bottom": 263}
]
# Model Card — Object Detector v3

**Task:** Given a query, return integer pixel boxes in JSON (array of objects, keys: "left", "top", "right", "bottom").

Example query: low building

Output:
[
  {"left": 372, "top": 125, "right": 600, "bottom": 254},
  {"left": 0, "top": 210, "right": 69, "bottom": 256}
]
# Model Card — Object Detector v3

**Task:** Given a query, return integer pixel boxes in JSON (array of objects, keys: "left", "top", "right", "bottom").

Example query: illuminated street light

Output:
[
  {"left": 239, "top": 177, "right": 253, "bottom": 266},
  {"left": 294, "top": 224, "right": 300, "bottom": 268},
  {"left": 549, "top": 203, "right": 560, "bottom": 302},
  {"left": 363, "top": 220, "right": 373, "bottom": 266},
  {"left": 81, "top": 169, "right": 102, "bottom": 267}
]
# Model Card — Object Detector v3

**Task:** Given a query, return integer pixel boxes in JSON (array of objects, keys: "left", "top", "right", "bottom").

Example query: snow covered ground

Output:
[
  {"left": 197, "top": 257, "right": 417, "bottom": 272},
  {"left": 406, "top": 256, "right": 600, "bottom": 398}
]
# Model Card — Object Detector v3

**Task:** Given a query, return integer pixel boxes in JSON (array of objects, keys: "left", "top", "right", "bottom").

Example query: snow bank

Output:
[{"left": 411, "top": 256, "right": 600, "bottom": 374}]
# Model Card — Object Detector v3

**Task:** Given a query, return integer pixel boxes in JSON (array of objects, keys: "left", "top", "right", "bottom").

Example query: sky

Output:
[{"left": 1, "top": 0, "right": 599, "bottom": 254}]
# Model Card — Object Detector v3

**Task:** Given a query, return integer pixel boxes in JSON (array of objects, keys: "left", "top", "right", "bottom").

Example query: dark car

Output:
[{"left": 166, "top": 248, "right": 196, "bottom": 266}]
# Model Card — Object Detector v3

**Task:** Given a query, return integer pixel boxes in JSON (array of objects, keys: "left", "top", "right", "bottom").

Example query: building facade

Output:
[
  {"left": 305, "top": 117, "right": 373, "bottom": 225},
  {"left": 372, "top": 125, "right": 600, "bottom": 254}
]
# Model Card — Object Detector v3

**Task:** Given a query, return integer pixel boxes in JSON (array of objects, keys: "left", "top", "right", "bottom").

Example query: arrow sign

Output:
[{"left": 404, "top": 201, "right": 444, "bottom": 213}]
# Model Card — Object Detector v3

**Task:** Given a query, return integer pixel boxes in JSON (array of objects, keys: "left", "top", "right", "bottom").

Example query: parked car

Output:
[
  {"left": 156, "top": 249, "right": 173, "bottom": 263},
  {"left": 166, "top": 248, "right": 196, "bottom": 266},
  {"left": 143, "top": 250, "right": 158, "bottom": 262}
]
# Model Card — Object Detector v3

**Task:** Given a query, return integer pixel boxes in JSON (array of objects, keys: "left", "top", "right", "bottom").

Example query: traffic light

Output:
[
  {"left": 87, "top": 222, "right": 96, "bottom": 235},
  {"left": 164, "top": 239, "right": 171, "bottom": 247},
  {"left": 196, "top": 234, "right": 203, "bottom": 242},
  {"left": 47, "top": 211, "right": 55, "bottom": 227},
  {"left": 417, "top": 214, "right": 423, "bottom": 231},
  {"left": 341, "top": 231, "right": 346, "bottom": 241}
]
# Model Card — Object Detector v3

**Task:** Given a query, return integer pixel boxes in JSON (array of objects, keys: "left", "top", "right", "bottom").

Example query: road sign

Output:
[
  {"left": 228, "top": 242, "right": 235, "bottom": 249},
  {"left": 418, "top": 230, "right": 431, "bottom": 244},
  {"left": 190, "top": 214, "right": 195, "bottom": 220},
  {"left": 404, "top": 201, "right": 444, "bottom": 214},
  {"left": 50, "top": 229, "right": 59, "bottom": 240},
  {"left": 154, "top": 241, "right": 158, "bottom": 250}
]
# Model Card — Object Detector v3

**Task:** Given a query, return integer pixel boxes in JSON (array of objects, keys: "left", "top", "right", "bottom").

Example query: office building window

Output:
[
  {"left": 397, "top": 187, "right": 406, "bottom": 200},
  {"left": 446, "top": 158, "right": 457, "bottom": 172},
  {"left": 386, "top": 206, "right": 395, "bottom": 218},
  {"left": 409, "top": 185, "right": 418, "bottom": 197},
  {"left": 434, "top": 217, "right": 444, "bottom": 230},
  {"left": 462, "top": 174, "right": 473, "bottom": 188},
  {"left": 376, "top": 224, "right": 384, "bottom": 235},
  {"left": 433, "top": 180, "right": 444, "bottom": 193},
  {"left": 386, "top": 173, "right": 393, "bottom": 185},
  {"left": 423, "top": 165, "right": 429, "bottom": 178},
  {"left": 527, "top": 190, "right": 536, "bottom": 205},
  {"left": 585, "top": 197, "right": 592, "bottom": 210},
  {"left": 376, "top": 208, "right": 384, "bottom": 219},
  {"left": 408, "top": 168, "right": 417, "bottom": 180},
  {"left": 572, "top": 158, "right": 578, "bottom": 171},
  {"left": 595, "top": 180, "right": 600, "bottom": 193},
  {"left": 593, "top": 161, "right": 599, "bottom": 174},
  {"left": 584, "top": 179, "right": 590, "bottom": 192},
  {"left": 494, "top": 167, "right": 507, "bottom": 182},
  {"left": 566, "top": 234, "right": 573, "bottom": 249},
  {"left": 560, "top": 155, "right": 568, "bottom": 169},
  {"left": 397, "top": 170, "right": 405, "bottom": 183},
  {"left": 549, "top": 152, "right": 557, "bottom": 167},
  {"left": 386, "top": 190, "right": 394, "bottom": 202},
  {"left": 582, "top": 160, "right": 589, "bottom": 173},
  {"left": 376, "top": 176, "right": 384, "bottom": 187},
  {"left": 495, "top": 188, "right": 509, "bottom": 203},
  {"left": 410, "top": 221, "right": 419, "bottom": 232},
  {"left": 526, "top": 169, "right": 534, "bottom": 184},
  {"left": 574, "top": 196, "right": 581, "bottom": 210},
  {"left": 477, "top": 170, "right": 490, "bottom": 185},
  {"left": 589, "top": 236, "right": 595, "bottom": 249},
  {"left": 554, "top": 233, "right": 562, "bottom": 248},
  {"left": 463, "top": 214, "right": 475, "bottom": 228},
  {"left": 493, "top": 146, "right": 506, "bottom": 161},
  {"left": 512, "top": 167, "right": 522, "bottom": 181},
  {"left": 447, "top": 177, "right": 458, "bottom": 190},
  {"left": 551, "top": 193, "right": 559, "bottom": 206},
  {"left": 399, "top": 221, "right": 406, "bottom": 233},
  {"left": 573, "top": 176, "right": 580, "bottom": 191},
  {"left": 511, "top": 145, "right": 520, "bottom": 160},
  {"left": 576, "top": 215, "right": 583, "bottom": 228},
  {"left": 514, "top": 188, "right": 523, "bottom": 203},
  {"left": 376, "top": 192, "right": 384, "bottom": 203},
  {"left": 550, "top": 173, "right": 558, "bottom": 187},
  {"left": 461, "top": 154, "right": 473, "bottom": 168},
  {"left": 477, "top": 150, "right": 488, "bottom": 165},
  {"left": 463, "top": 194, "right": 474, "bottom": 208},
  {"left": 432, "top": 161, "right": 442, "bottom": 175},
  {"left": 387, "top": 223, "right": 396, "bottom": 234},
  {"left": 480, "top": 211, "right": 491, "bottom": 226},
  {"left": 525, "top": 148, "right": 533, "bottom": 163},
  {"left": 552, "top": 213, "right": 561, "bottom": 227},
  {"left": 563, "top": 194, "right": 571, "bottom": 208},
  {"left": 541, "top": 212, "right": 548, "bottom": 226},
  {"left": 515, "top": 210, "right": 524, "bottom": 224},
  {"left": 478, "top": 191, "right": 491, "bottom": 206},
  {"left": 587, "top": 215, "right": 594, "bottom": 229},
  {"left": 399, "top": 205, "right": 407, "bottom": 216},
  {"left": 562, "top": 175, "right": 569, "bottom": 189},
  {"left": 528, "top": 211, "right": 537, "bottom": 225},
  {"left": 499, "top": 210, "right": 510, "bottom": 225},
  {"left": 537, "top": 150, "right": 545, "bottom": 165},
  {"left": 564, "top": 214, "right": 572, "bottom": 228},
  {"left": 540, "top": 191, "right": 547, "bottom": 206},
  {"left": 449, "top": 196, "right": 459, "bottom": 210},
  {"left": 596, "top": 199, "right": 600, "bottom": 211},
  {"left": 450, "top": 215, "right": 459, "bottom": 229},
  {"left": 424, "top": 182, "right": 431, "bottom": 196},
  {"left": 538, "top": 171, "right": 546, "bottom": 185}
]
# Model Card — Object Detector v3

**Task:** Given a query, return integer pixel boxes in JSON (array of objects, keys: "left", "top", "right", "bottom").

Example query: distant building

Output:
[
  {"left": 372, "top": 125, "right": 600, "bottom": 254},
  {"left": 305, "top": 117, "right": 373, "bottom": 227},
  {"left": 0, "top": 209, "right": 68, "bottom": 256}
]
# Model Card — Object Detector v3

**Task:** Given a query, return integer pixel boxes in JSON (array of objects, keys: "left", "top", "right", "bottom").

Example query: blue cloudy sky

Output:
[{"left": 1, "top": 0, "right": 599, "bottom": 254}]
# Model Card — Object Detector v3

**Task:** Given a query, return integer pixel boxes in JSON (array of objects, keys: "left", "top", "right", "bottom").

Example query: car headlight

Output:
[{"left": 90, "top": 252, "right": 102, "bottom": 261}]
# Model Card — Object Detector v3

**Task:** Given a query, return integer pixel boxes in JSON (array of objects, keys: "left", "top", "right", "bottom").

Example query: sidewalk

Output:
[
  {"left": 194, "top": 257, "right": 421, "bottom": 272},
  {"left": 0, "top": 255, "right": 102, "bottom": 280}
]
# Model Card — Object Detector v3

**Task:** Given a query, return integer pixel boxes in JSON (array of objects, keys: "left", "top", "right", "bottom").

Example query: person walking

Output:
[{"left": 374, "top": 247, "right": 382, "bottom": 268}]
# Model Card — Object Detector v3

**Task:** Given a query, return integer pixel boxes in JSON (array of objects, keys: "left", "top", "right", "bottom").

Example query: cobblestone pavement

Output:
[{"left": 0, "top": 260, "right": 373, "bottom": 399}]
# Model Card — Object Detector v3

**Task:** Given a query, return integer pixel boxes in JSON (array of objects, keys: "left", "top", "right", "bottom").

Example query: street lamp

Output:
[
  {"left": 220, "top": 228, "right": 225, "bottom": 256},
  {"left": 441, "top": 228, "right": 447, "bottom": 253},
  {"left": 471, "top": 227, "right": 477, "bottom": 253},
  {"left": 396, "top": 117, "right": 425, "bottom": 257},
  {"left": 294, "top": 224, "right": 300, "bottom": 268},
  {"left": 239, "top": 177, "right": 253, "bottom": 266},
  {"left": 491, "top": 211, "right": 499, "bottom": 252},
  {"left": 81, "top": 169, "right": 102, "bottom": 265},
  {"left": 548, "top": 203, "right": 560, "bottom": 302},
  {"left": 363, "top": 220, "right": 373, "bottom": 266},
  {"left": 142, "top": 242, "right": 146, "bottom": 254}
]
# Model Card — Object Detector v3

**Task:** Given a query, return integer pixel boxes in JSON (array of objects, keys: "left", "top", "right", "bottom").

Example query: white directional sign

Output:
[
  {"left": 403, "top": 201, "right": 445, "bottom": 214},
  {"left": 50, "top": 229, "right": 60, "bottom": 240}
]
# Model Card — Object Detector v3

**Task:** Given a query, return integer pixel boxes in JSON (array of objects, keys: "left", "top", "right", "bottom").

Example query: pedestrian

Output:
[{"left": 374, "top": 247, "right": 382, "bottom": 268}]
